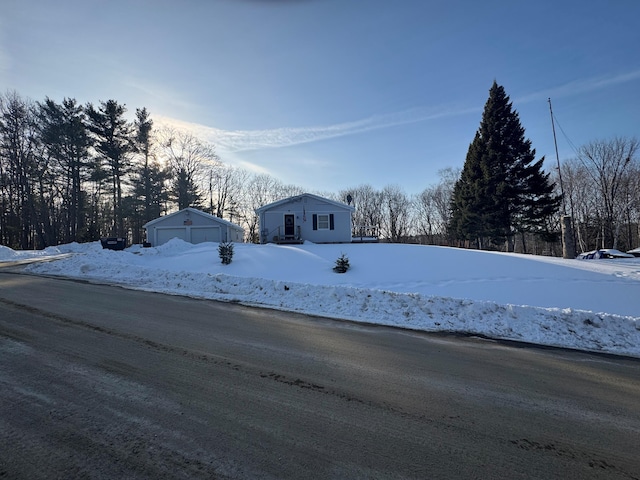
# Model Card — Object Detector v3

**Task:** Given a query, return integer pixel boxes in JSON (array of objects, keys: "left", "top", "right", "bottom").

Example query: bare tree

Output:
[
  {"left": 0, "top": 91, "right": 42, "bottom": 248},
  {"left": 157, "top": 127, "right": 215, "bottom": 210},
  {"left": 558, "top": 159, "right": 593, "bottom": 252},
  {"left": 340, "top": 184, "right": 383, "bottom": 239},
  {"left": 205, "top": 162, "right": 248, "bottom": 222},
  {"left": 381, "top": 184, "right": 411, "bottom": 243},
  {"left": 577, "top": 137, "right": 639, "bottom": 249},
  {"left": 240, "top": 173, "right": 282, "bottom": 243},
  {"left": 619, "top": 161, "right": 640, "bottom": 250},
  {"left": 414, "top": 187, "right": 439, "bottom": 243},
  {"left": 414, "top": 167, "right": 459, "bottom": 244}
]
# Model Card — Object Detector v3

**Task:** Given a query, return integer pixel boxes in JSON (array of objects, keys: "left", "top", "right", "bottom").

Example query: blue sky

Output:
[{"left": 2, "top": 0, "right": 639, "bottom": 195}]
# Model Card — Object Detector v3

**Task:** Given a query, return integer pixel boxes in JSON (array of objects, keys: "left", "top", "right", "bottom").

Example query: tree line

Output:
[
  {"left": 0, "top": 91, "right": 305, "bottom": 249},
  {"left": 1, "top": 88, "right": 638, "bottom": 254},
  {"left": 560, "top": 137, "right": 640, "bottom": 253}
]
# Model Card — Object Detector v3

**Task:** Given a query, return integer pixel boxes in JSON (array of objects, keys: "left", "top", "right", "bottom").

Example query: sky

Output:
[
  {"left": 3, "top": 240, "right": 639, "bottom": 357},
  {"left": 2, "top": 0, "right": 639, "bottom": 195}
]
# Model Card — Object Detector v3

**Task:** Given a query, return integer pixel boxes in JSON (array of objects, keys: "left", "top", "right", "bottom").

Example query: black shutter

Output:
[
  {"left": 330, "top": 214, "right": 334, "bottom": 230},
  {"left": 312, "top": 214, "right": 317, "bottom": 230}
]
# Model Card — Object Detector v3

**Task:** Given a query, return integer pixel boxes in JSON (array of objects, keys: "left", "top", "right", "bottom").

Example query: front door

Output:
[{"left": 284, "top": 214, "right": 295, "bottom": 238}]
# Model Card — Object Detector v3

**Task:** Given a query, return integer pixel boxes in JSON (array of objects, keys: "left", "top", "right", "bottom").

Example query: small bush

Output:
[
  {"left": 218, "top": 241, "right": 234, "bottom": 265},
  {"left": 333, "top": 253, "right": 350, "bottom": 273}
]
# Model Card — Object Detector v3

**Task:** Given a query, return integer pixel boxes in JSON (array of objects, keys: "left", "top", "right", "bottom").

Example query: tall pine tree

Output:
[
  {"left": 38, "top": 97, "right": 91, "bottom": 243},
  {"left": 128, "top": 107, "right": 169, "bottom": 243},
  {"left": 85, "top": 100, "right": 133, "bottom": 237},
  {"left": 450, "top": 81, "right": 561, "bottom": 251}
]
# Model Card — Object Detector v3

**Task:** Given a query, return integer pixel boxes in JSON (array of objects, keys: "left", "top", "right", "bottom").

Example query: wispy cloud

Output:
[
  {"left": 154, "top": 104, "right": 478, "bottom": 154},
  {"left": 123, "top": 76, "right": 198, "bottom": 112},
  {"left": 155, "top": 68, "right": 640, "bottom": 155},
  {"left": 516, "top": 69, "right": 640, "bottom": 104}
]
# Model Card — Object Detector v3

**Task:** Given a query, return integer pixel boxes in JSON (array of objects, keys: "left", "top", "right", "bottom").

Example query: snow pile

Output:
[{"left": 3, "top": 240, "right": 638, "bottom": 357}]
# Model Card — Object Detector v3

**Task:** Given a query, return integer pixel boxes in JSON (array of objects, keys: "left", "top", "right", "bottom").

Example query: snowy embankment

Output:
[{"left": 2, "top": 240, "right": 639, "bottom": 358}]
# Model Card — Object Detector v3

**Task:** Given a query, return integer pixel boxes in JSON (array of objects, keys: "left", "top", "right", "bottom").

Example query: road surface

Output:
[{"left": 1, "top": 270, "right": 639, "bottom": 479}]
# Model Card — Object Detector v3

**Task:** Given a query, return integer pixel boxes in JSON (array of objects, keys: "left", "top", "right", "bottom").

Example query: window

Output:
[
  {"left": 313, "top": 213, "right": 334, "bottom": 230},
  {"left": 317, "top": 214, "right": 330, "bottom": 230}
]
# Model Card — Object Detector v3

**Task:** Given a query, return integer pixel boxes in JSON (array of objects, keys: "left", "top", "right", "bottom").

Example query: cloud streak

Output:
[
  {"left": 155, "top": 69, "right": 640, "bottom": 155},
  {"left": 155, "top": 104, "right": 478, "bottom": 154},
  {"left": 516, "top": 69, "right": 640, "bottom": 104}
]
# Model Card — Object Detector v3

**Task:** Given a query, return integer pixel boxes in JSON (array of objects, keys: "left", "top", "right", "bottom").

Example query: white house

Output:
[
  {"left": 256, "top": 193, "right": 355, "bottom": 244},
  {"left": 143, "top": 207, "right": 244, "bottom": 247}
]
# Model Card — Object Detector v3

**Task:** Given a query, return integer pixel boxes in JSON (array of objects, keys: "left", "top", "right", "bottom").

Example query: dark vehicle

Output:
[
  {"left": 100, "top": 237, "right": 127, "bottom": 251},
  {"left": 577, "top": 248, "right": 634, "bottom": 259}
]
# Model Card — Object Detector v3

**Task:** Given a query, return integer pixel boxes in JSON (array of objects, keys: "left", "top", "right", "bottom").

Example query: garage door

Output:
[
  {"left": 156, "top": 227, "right": 187, "bottom": 246},
  {"left": 191, "top": 227, "right": 221, "bottom": 244}
]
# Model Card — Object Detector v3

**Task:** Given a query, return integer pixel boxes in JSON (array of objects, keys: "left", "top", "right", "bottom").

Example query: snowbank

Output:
[{"left": 2, "top": 240, "right": 637, "bottom": 358}]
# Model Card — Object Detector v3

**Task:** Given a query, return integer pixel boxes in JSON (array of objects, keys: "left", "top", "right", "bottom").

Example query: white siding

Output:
[
  {"left": 144, "top": 208, "right": 244, "bottom": 247},
  {"left": 257, "top": 194, "right": 354, "bottom": 244}
]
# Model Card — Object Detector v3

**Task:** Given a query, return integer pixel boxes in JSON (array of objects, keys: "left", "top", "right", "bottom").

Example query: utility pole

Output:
[
  {"left": 548, "top": 98, "right": 575, "bottom": 259},
  {"left": 548, "top": 98, "right": 565, "bottom": 214}
]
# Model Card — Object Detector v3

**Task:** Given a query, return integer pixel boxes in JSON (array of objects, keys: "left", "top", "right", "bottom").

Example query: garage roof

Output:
[{"left": 143, "top": 207, "right": 243, "bottom": 229}]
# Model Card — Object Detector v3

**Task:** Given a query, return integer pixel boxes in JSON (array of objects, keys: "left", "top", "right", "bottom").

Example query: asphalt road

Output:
[{"left": 1, "top": 270, "right": 639, "bottom": 479}]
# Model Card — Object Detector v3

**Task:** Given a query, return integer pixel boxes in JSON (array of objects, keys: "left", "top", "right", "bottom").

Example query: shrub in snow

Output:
[
  {"left": 218, "top": 241, "right": 234, "bottom": 265},
  {"left": 333, "top": 253, "right": 350, "bottom": 273}
]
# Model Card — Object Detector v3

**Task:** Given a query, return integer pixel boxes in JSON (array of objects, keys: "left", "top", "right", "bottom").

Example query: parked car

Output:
[{"left": 577, "top": 248, "right": 635, "bottom": 259}]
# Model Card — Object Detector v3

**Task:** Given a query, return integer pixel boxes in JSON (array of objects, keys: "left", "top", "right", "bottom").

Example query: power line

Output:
[{"left": 550, "top": 109, "right": 580, "bottom": 157}]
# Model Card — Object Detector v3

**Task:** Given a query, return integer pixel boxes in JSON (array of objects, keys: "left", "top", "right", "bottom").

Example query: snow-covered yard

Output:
[{"left": 2, "top": 240, "right": 639, "bottom": 358}]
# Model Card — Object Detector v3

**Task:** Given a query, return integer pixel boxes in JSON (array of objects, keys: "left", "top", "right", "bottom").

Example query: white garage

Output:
[{"left": 143, "top": 208, "right": 244, "bottom": 247}]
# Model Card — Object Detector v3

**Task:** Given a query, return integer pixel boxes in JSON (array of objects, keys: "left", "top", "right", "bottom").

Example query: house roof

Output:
[
  {"left": 143, "top": 207, "right": 244, "bottom": 230},
  {"left": 255, "top": 193, "right": 355, "bottom": 214}
]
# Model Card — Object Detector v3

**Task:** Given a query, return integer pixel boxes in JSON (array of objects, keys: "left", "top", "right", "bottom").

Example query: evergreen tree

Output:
[
  {"left": 127, "top": 107, "right": 170, "bottom": 243},
  {"left": 218, "top": 241, "right": 234, "bottom": 265},
  {"left": 133, "top": 108, "right": 155, "bottom": 222},
  {"left": 333, "top": 253, "right": 350, "bottom": 273},
  {"left": 172, "top": 167, "right": 202, "bottom": 210},
  {"left": 449, "top": 132, "right": 488, "bottom": 246},
  {"left": 512, "top": 157, "right": 561, "bottom": 250},
  {"left": 450, "top": 81, "right": 561, "bottom": 250},
  {"left": 85, "top": 100, "right": 133, "bottom": 237},
  {"left": 128, "top": 158, "right": 169, "bottom": 243},
  {"left": 157, "top": 129, "right": 205, "bottom": 210},
  {"left": 38, "top": 97, "right": 91, "bottom": 243}
]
